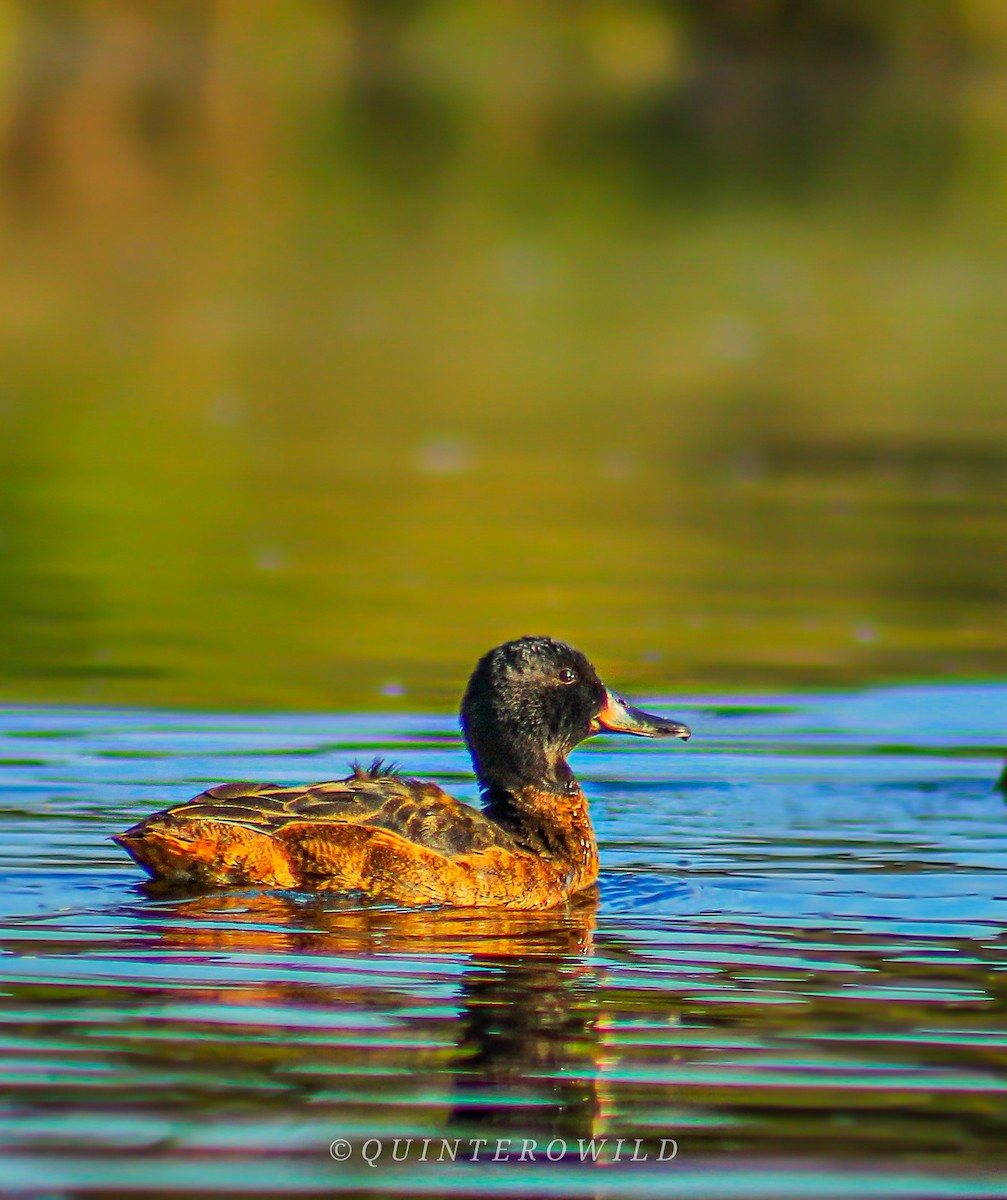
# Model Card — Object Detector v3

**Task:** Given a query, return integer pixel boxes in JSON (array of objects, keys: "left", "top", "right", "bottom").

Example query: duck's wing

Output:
[{"left": 160, "top": 765, "right": 514, "bottom": 856}]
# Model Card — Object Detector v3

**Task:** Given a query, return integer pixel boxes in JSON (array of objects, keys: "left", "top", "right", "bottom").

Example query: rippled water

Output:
[{"left": 1, "top": 687, "right": 1006, "bottom": 1198}]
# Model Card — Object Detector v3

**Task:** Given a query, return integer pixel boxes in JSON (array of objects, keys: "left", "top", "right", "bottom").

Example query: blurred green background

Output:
[{"left": 0, "top": 0, "right": 1005, "bottom": 710}]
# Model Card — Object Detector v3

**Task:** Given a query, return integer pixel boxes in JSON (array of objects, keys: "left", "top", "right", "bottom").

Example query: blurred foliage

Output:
[{"left": 0, "top": 0, "right": 1004, "bottom": 709}]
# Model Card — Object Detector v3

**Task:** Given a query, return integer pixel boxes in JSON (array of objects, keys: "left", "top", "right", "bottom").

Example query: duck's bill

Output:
[{"left": 591, "top": 690, "right": 691, "bottom": 740}]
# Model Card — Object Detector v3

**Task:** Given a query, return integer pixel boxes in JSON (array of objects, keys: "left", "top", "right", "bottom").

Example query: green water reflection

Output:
[{"left": 0, "top": 2, "right": 1004, "bottom": 709}]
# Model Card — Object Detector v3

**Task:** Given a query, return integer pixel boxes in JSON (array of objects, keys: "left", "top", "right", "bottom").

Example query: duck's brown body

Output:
[
  {"left": 114, "top": 637, "right": 689, "bottom": 909},
  {"left": 116, "top": 763, "right": 599, "bottom": 909}
]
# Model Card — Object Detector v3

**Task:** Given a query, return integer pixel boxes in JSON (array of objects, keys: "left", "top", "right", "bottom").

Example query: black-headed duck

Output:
[{"left": 114, "top": 636, "right": 690, "bottom": 909}]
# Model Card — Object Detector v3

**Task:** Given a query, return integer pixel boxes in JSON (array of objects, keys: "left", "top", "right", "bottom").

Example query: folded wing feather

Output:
[{"left": 160, "top": 771, "right": 515, "bottom": 857}]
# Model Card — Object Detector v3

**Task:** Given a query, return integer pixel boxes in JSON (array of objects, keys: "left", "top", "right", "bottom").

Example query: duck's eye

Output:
[{"left": 558, "top": 668, "right": 577, "bottom": 685}]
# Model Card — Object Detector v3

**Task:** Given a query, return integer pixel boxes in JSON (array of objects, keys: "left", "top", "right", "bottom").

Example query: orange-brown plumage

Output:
[{"left": 115, "top": 637, "right": 690, "bottom": 909}]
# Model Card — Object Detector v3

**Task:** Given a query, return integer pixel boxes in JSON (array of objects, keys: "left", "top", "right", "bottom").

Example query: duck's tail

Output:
[{"left": 113, "top": 816, "right": 298, "bottom": 888}]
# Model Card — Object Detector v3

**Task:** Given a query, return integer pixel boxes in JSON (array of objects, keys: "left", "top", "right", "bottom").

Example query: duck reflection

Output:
[
  {"left": 448, "top": 891, "right": 601, "bottom": 1139},
  {"left": 129, "top": 887, "right": 604, "bottom": 1141}
]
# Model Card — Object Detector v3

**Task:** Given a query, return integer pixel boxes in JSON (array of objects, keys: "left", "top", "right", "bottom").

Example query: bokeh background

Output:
[{"left": 0, "top": 0, "right": 1005, "bottom": 710}]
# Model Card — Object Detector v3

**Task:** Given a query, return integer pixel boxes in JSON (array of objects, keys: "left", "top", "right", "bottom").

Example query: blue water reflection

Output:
[{"left": 0, "top": 686, "right": 1005, "bottom": 1198}]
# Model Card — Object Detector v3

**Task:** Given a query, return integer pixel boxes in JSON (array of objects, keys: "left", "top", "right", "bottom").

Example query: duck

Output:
[{"left": 114, "top": 636, "right": 691, "bottom": 909}]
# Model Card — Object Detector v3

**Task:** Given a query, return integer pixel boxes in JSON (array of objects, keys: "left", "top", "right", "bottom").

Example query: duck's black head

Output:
[{"left": 460, "top": 636, "right": 690, "bottom": 797}]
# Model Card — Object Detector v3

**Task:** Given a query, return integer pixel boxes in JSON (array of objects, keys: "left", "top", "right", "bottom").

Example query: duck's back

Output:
[{"left": 113, "top": 762, "right": 555, "bottom": 906}]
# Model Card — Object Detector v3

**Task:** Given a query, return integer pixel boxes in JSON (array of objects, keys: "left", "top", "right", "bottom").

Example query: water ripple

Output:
[{"left": 0, "top": 687, "right": 1006, "bottom": 1197}]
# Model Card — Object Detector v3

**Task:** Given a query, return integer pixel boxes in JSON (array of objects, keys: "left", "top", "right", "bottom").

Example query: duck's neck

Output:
[{"left": 480, "top": 764, "right": 599, "bottom": 889}]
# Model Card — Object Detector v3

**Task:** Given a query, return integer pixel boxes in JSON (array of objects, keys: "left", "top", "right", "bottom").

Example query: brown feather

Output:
[{"left": 114, "top": 769, "right": 596, "bottom": 908}]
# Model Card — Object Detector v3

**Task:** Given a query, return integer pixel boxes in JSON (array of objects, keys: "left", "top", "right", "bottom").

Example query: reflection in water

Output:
[
  {"left": 142, "top": 889, "right": 606, "bottom": 1149},
  {"left": 448, "top": 896, "right": 601, "bottom": 1141},
  {"left": 0, "top": 4, "right": 1005, "bottom": 708}
]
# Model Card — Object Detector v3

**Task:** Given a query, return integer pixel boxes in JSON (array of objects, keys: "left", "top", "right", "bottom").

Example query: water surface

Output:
[
  {"left": 1, "top": 686, "right": 1005, "bottom": 1197},
  {"left": 2, "top": 5, "right": 1007, "bottom": 711}
]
